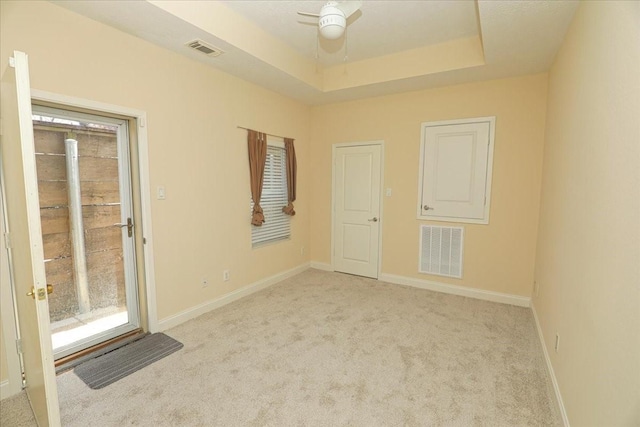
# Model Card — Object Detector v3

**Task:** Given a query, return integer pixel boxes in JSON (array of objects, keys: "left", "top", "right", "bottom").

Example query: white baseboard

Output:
[
  {"left": 158, "top": 263, "right": 310, "bottom": 331},
  {"left": 531, "top": 303, "right": 570, "bottom": 426},
  {"left": 0, "top": 379, "right": 19, "bottom": 400},
  {"left": 378, "top": 273, "right": 531, "bottom": 307},
  {"left": 310, "top": 261, "right": 332, "bottom": 271},
  {"left": 0, "top": 380, "right": 8, "bottom": 400}
]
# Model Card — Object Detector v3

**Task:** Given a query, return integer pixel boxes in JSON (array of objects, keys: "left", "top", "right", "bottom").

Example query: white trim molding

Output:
[
  {"left": 310, "top": 261, "right": 333, "bottom": 272},
  {"left": 158, "top": 263, "right": 310, "bottom": 331},
  {"left": 0, "top": 380, "right": 11, "bottom": 400},
  {"left": 531, "top": 303, "right": 570, "bottom": 426},
  {"left": 378, "top": 273, "right": 531, "bottom": 307},
  {"left": 0, "top": 171, "right": 23, "bottom": 400}
]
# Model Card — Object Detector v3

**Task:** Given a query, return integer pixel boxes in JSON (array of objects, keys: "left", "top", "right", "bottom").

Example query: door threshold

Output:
[{"left": 55, "top": 329, "right": 146, "bottom": 374}]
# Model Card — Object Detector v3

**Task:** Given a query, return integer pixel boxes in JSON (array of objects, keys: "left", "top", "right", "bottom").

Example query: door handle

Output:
[
  {"left": 27, "top": 285, "right": 53, "bottom": 300},
  {"left": 368, "top": 217, "right": 378, "bottom": 222},
  {"left": 114, "top": 217, "right": 134, "bottom": 237},
  {"left": 423, "top": 205, "right": 434, "bottom": 211}
]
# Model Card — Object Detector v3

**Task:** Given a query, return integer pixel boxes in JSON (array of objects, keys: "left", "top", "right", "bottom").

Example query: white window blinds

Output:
[{"left": 251, "top": 141, "right": 290, "bottom": 246}]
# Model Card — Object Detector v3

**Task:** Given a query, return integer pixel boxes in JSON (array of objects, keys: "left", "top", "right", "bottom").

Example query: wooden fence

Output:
[{"left": 34, "top": 123, "right": 126, "bottom": 322}]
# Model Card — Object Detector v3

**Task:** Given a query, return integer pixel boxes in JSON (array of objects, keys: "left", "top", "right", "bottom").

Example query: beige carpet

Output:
[
  {"left": 7, "top": 269, "right": 561, "bottom": 426},
  {"left": 0, "top": 391, "right": 37, "bottom": 426}
]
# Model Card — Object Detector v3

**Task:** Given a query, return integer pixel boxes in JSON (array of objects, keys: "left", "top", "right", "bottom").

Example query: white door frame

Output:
[
  {"left": 0, "top": 159, "right": 24, "bottom": 399},
  {"left": 30, "top": 89, "right": 159, "bottom": 334},
  {"left": 31, "top": 105, "right": 142, "bottom": 359},
  {"left": 331, "top": 140, "right": 385, "bottom": 279}
]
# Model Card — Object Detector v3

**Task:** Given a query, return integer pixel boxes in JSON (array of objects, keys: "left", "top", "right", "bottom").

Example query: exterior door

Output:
[
  {"left": 1, "top": 51, "right": 61, "bottom": 426},
  {"left": 333, "top": 144, "right": 382, "bottom": 279},
  {"left": 31, "top": 105, "right": 141, "bottom": 360}
]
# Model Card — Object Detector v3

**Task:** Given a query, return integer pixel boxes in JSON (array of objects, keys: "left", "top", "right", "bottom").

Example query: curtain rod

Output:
[{"left": 236, "top": 126, "right": 291, "bottom": 141}]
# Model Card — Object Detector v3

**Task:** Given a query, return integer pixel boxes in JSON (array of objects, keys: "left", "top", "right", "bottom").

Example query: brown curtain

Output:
[
  {"left": 248, "top": 130, "right": 267, "bottom": 226},
  {"left": 282, "top": 138, "right": 297, "bottom": 216}
]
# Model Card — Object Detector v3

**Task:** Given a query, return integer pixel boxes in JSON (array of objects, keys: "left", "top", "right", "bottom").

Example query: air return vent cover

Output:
[
  {"left": 419, "top": 225, "right": 464, "bottom": 278},
  {"left": 186, "top": 40, "right": 224, "bottom": 57}
]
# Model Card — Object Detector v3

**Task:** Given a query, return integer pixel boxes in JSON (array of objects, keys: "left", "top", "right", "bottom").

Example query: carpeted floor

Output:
[
  {"left": 3, "top": 269, "right": 561, "bottom": 426},
  {"left": 0, "top": 391, "right": 37, "bottom": 426}
]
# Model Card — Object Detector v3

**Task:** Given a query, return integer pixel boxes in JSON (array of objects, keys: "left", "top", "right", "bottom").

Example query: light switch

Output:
[
  {"left": 157, "top": 186, "right": 166, "bottom": 200},
  {"left": 385, "top": 188, "right": 392, "bottom": 197}
]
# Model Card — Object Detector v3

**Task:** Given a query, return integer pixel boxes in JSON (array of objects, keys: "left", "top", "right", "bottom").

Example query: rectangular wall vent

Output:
[
  {"left": 186, "top": 40, "right": 224, "bottom": 57},
  {"left": 419, "top": 225, "right": 464, "bottom": 278}
]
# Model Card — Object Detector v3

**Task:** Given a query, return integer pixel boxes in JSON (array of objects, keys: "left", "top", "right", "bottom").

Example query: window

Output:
[
  {"left": 417, "top": 116, "right": 495, "bottom": 224},
  {"left": 251, "top": 139, "right": 290, "bottom": 246}
]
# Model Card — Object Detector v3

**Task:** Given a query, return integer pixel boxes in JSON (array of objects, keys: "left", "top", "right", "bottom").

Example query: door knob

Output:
[
  {"left": 27, "top": 285, "right": 53, "bottom": 300},
  {"left": 368, "top": 217, "right": 378, "bottom": 222},
  {"left": 423, "top": 205, "right": 434, "bottom": 211}
]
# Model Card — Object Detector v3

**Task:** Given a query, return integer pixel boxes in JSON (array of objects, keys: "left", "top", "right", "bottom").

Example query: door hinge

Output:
[
  {"left": 16, "top": 338, "right": 22, "bottom": 354},
  {"left": 4, "top": 232, "right": 12, "bottom": 249}
]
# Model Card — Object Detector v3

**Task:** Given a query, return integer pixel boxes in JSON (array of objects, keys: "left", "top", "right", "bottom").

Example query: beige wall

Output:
[
  {"left": 533, "top": 1, "right": 640, "bottom": 426},
  {"left": 0, "top": 1, "right": 311, "bottom": 324},
  {"left": 3, "top": 2, "right": 637, "bottom": 422},
  {"left": 310, "top": 74, "right": 548, "bottom": 297}
]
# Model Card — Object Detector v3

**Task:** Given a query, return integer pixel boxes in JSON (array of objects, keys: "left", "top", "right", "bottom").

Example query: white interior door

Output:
[
  {"left": 333, "top": 144, "right": 382, "bottom": 279},
  {"left": 1, "top": 51, "right": 61, "bottom": 426}
]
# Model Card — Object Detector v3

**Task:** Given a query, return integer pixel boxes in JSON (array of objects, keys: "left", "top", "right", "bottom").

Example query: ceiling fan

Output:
[{"left": 298, "top": 1, "right": 363, "bottom": 40}]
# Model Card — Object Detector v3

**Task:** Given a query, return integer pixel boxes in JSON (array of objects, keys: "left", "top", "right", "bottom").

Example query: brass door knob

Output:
[{"left": 26, "top": 285, "right": 53, "bottom": 300}]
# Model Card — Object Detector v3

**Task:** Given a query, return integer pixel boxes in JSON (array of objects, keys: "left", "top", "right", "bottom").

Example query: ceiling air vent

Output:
[{"left": 186, "top": 40, "right": 224, "bottom": 57}]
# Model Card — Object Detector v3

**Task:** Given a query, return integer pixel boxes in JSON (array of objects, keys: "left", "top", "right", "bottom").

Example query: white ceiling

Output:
[
  {"left": 223, "top": 0, "right": 480, "bottom": 66},
  {"left": 52, "top": 0, "right": 579, "bottom": 105}
]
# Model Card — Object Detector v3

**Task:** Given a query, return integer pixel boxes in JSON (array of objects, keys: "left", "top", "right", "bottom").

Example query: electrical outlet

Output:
[
  {"left": 201, "top": 278, "right": 208, "bottom": 288},
  {"left": 223, "top": 270, "right": 230, "bottom": 282},
  {"left": 555, "top": 333, "right": 560, "bottom": 353}
]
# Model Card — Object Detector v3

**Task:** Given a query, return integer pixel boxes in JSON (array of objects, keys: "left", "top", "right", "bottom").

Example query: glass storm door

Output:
[{"left": 32, "top": 105, "right": 140, "bottom": 360}]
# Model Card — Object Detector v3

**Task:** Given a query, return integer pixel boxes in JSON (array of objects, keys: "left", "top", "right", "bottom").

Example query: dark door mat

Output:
[
  {"left": 74, "top": 332, "right": 183, "bottom": 389},
  {"left": 56, "top": 332, "right": 148, "bottom": 375}
]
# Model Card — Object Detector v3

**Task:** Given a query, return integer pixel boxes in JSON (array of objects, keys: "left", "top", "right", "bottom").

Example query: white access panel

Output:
[{"left": 418, "top": 117, "right": 495, "bottom": 224}]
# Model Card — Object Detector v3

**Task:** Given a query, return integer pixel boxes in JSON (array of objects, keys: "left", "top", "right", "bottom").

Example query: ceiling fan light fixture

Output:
[{"left": 319, "top": 4, "right": 346, "bottom": 39}]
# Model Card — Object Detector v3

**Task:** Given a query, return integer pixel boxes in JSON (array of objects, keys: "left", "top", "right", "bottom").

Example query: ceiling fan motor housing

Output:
[{"left": 319, "top": 3, "right": 346, "bottom": 39}]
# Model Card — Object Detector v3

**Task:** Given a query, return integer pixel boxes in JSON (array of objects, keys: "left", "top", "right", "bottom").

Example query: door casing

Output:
[
  {"left": 31, "top": 105, "right": 142, "bottom": 359},
  {"left": 331, "top": 141, "right": 385, "bottom": 279},
  {"left": 30, "top": 89, "right": 159, "bottom": 334}
]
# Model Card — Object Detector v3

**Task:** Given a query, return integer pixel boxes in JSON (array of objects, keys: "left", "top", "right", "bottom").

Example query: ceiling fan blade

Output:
[
  {"left": 336, "top": 0, "right": 362, "bottom": 19},
  {"left": 297, "top": 11, "right": 320, "bottom": 18}
]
